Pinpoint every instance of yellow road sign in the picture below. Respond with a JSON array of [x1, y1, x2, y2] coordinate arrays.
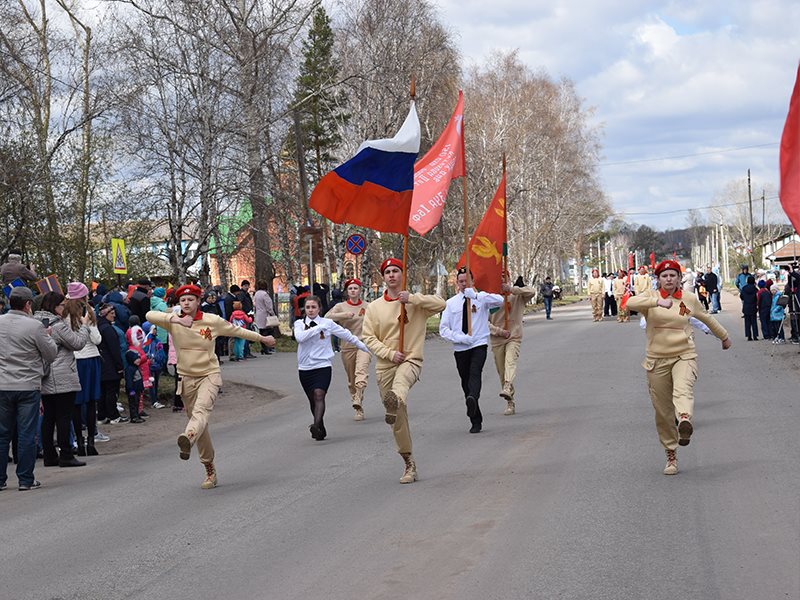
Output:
[[111, 238, 128, 274]]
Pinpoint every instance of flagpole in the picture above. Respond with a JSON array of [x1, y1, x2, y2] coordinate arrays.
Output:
[[502, 153, 510, 331], [398, 77, 415, 353], [462, 122, 473, 335]]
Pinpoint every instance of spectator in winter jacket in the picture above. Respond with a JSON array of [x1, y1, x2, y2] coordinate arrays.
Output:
[[33, 292, 91, 468], [228, 301, 253, 361], [757, 280, 773, 339], [0, 286, 58, 491], [97, 303, 125, 423], [128, 278, 152, 324], [105, 290, 131, 330], [771, 285, 787, 342], [740, 275, 759, 340]]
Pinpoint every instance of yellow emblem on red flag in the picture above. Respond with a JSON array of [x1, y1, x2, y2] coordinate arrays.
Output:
[[457, 173, 507, 293]]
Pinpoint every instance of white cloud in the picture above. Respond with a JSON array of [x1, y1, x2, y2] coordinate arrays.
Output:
[[434, 0, 799, 229]]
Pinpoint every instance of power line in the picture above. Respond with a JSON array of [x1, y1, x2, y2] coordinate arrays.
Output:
[[601, 142, 778, 166], [617, 194, 781, 217]]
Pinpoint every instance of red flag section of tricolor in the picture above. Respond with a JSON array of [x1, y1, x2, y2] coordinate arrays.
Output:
[[780, 63, 800, 233], [309, 103, 420, 235]]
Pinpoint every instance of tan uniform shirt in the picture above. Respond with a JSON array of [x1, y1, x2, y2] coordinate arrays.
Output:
[[626, 290, 728, 359], [634, 274, 652, 295], [488, 286, 535, 347], [325, 300, 369, 350], [612, 278, 628, 298], [587, 276, 604, 295], [146, 310, 261, 377], [362, 293, 445, 368]]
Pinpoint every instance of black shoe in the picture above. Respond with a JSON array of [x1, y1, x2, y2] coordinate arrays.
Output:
[[465, 396, 478, 421], [130, 417, 145, 424], [43, 454, 59, 467], [59, 456, 86, 467], [139, 411, 149, 418], [77, 446, 87, 457], [18, 480, 41, 491], [309, 424, 322, 440], [469, 423, 482, 434], [86, 445, 99, 456]]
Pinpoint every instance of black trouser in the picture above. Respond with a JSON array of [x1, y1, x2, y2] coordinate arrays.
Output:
[[454, 345, 487, 422], [71, 401, 97, 446], [759, 311, 772, 338], [603, 295, 617, 316], [744, 313, 759, 339], [258, 327, 275, 354], [99, 378, 121, 421], [42, 392, 77, 460]]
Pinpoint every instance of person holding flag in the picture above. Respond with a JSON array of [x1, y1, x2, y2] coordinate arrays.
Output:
[[440, 267, 504, 433], [361, 259, 445, 484], [613, 269, 630, 323], [488, 274, 535, 416], [325, 278, 372, 421]]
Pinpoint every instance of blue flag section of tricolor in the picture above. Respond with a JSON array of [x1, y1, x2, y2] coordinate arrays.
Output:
[[309, 103, 421, 235]]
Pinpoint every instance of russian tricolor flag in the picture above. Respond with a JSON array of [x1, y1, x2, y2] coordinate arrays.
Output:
[[309, 103, 420, 234]]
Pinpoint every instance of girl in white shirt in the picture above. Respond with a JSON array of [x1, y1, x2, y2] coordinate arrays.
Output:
[[294, 295, 369, 441]]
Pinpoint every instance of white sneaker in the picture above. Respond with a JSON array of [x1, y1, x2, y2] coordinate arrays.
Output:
[[116, 403, 125, 414], [109, 416, 129, 424], [153, 402, 166, 409], [94, 431, 110, 442]]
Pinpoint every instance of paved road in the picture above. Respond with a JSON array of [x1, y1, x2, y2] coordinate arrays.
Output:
[[3, 296, 799, 600]]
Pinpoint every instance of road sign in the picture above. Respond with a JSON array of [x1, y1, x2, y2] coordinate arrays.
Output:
[[346, 233, 366, 255], [111, 238, 128, 275]]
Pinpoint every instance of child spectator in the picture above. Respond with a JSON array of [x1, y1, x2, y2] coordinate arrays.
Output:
[[142, 322, 167, 409], [771, 284, 787, 343], [228, 301, 252, 361], [124, 325, 150, 423]]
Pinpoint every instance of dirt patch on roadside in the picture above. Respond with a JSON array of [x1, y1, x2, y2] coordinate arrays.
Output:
[[96, 381, 282, 457]]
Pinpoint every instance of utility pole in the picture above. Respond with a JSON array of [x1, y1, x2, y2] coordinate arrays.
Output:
[[747, 169, 754, 259]]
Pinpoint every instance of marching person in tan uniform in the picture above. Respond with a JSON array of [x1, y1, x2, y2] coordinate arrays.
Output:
[[613, 269, 630, 323], [325, 278, 371, 421], [488, 274, 535, 415], [587, 268, 604, 321], [634, 265, 652, 296], [627, 260, 731, 476], [361, 258, 445, 484], [146, 285, 276, 489]]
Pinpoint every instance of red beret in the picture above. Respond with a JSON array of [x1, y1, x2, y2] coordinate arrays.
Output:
[[380, 258, 404, 274], [344, 278, 362, 288], [175, 284, 202, 298], [655, 260, 681, 276]]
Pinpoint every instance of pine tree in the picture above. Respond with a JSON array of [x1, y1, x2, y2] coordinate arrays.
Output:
[[294, 6, 349, 182]]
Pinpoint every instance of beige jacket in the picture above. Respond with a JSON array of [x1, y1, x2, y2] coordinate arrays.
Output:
[[488, 286, 535, 347]]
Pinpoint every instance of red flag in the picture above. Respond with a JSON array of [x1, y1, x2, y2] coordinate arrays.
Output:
[[628, 253, 634, 270], [456, 174, 506, 293], [780, 63, 800, 232], [649, 252, 656, 270], [408, 91, 466, 235]]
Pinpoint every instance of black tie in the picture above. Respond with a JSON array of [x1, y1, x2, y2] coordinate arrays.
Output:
[[305, 320, 317, 330], [462, 296, 469, 334]]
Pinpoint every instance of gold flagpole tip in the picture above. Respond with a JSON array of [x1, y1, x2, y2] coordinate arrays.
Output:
[[410, 76, 416, 99]]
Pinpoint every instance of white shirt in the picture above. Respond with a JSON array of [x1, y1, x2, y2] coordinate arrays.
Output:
[[294, 316, 369, 371], [604, 278, 614, 296], [439, 288, 505, 351]]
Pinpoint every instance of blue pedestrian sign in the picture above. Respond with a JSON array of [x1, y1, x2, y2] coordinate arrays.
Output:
[[346, 233, 366, 255]]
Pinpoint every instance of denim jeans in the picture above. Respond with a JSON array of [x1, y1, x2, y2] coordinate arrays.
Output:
[[543, 296, 553, 318], [0, 390, 41, 488], [711, 292, 721, 312]]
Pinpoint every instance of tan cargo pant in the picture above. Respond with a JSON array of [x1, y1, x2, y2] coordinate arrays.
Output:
[[615, 295, 629, 322], [340, 347, 371, 404], [375, 361, 421, 455], [590, 293, 603, 321], [492, 340, 521, 398], [179, 372, 222, 464], [644, 356, 697, 450]]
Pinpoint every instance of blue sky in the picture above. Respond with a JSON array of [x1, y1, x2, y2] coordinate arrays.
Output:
[[435, 0, 799, 229]]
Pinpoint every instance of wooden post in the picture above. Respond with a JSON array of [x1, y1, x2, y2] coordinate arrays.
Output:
[[399, 233, 409, 353]]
